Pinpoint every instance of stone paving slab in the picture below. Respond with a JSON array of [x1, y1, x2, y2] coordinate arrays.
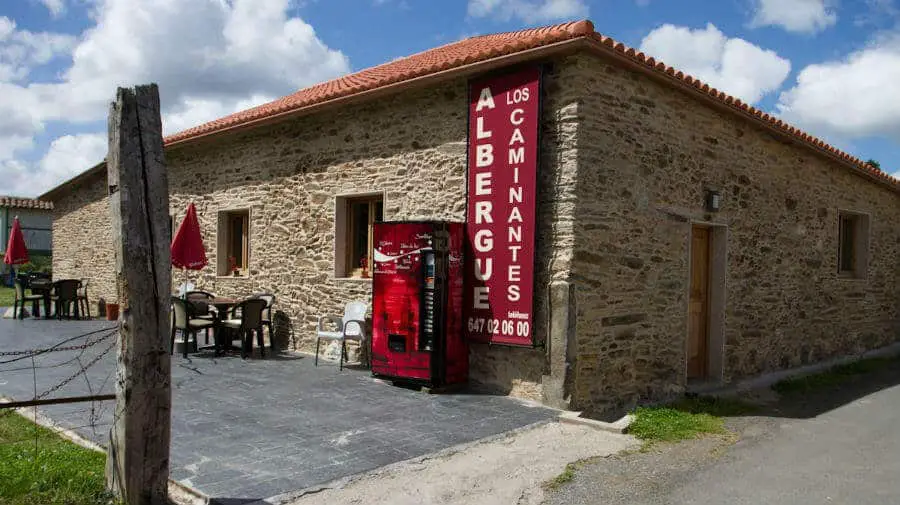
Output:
[[0, 319, 556, 502]]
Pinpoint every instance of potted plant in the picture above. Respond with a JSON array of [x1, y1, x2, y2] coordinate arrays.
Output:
[[360, 255, 369, 278]]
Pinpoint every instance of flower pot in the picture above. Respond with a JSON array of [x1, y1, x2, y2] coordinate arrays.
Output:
[[105, 303, 119, 321]]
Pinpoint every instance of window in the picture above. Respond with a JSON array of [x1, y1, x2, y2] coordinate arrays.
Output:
[[837, 211, 869, 279], [335, 195, 383, 278], [217, 209, 250, 276]]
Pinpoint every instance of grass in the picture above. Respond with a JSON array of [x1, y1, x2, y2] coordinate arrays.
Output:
[[0, 412, 113, 505], [627, 396, 756, 445], [0, 286, 15, 308], [628, 407, 725, 443], [772, 356, 897, 394], [543, 462, 577, 490]]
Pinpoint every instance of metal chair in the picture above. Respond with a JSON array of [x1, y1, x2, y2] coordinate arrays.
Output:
[[316, 301, 368, 370], [221, 298, 268, 359], [170, 297, 216, 358], [13, 278, 43, 319], [51, 279, 82, 319], [251, 293, 275, 348]]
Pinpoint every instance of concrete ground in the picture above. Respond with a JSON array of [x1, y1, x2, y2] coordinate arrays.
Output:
[[545, 356, 900, 505], [282, 421, 636, 505], [0, 319, 558, 503]]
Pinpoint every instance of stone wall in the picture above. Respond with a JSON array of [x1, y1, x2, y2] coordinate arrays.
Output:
[[571, 53, 900, 417], [50, 56, 586, 402], [52, 173, 116, 314]]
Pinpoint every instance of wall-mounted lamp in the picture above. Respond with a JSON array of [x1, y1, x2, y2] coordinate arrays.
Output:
[[705, 190, 721, 212]]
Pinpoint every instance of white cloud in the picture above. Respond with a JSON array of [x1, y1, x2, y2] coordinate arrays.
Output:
[[749, 0, 837, 34], [467, 0, 588, 23], [162, 94, 275, 135], [640, 23, 791, 104], [39, 0, 67, 18], [0, 134, 105, 196], [0, 0, 351, 196], [0, 16, 74, 82], [776, 35, 900, 140]]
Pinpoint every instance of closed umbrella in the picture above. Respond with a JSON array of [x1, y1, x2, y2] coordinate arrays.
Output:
[[4, 216, 29, 282], [171, 203, 207, 296]]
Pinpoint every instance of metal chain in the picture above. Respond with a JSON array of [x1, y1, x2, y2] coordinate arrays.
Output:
[[33, 339, 117, 401], [0, 327, 117, 358]]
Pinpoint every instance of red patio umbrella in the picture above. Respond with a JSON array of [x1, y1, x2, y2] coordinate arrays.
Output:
[[4, 216, 29, 267], [171, 203, 207, 295]]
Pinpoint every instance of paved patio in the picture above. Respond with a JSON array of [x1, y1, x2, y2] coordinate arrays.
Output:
[[0, 319, 556, 503]]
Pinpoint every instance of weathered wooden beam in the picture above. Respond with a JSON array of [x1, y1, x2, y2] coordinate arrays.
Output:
[[0, 394, 116, 409], [105, 84, 172, 505]]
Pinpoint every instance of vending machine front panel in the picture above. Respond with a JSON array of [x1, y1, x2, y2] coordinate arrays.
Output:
[[372, 222, 435, 381]]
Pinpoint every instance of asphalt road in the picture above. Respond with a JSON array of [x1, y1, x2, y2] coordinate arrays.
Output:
[[546, 362, 900, 505], [672, 384, 900, 505]]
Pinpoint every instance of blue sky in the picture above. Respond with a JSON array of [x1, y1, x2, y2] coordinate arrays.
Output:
[[0, 0, 898, 197]]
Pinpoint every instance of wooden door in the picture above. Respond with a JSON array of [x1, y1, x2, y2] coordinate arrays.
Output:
[[687, 226, 710, 379]]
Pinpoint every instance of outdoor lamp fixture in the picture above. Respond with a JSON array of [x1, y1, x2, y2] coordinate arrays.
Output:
[[705, 189, 721, 212]]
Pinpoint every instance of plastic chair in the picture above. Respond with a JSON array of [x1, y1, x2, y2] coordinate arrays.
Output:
[[221, 298, 268, 359], [51, 279, 82, 319], [251, 293, 275, 347], [170, 297, 216, 358], [316, 301, 368, 370], [13, 279, 43, 319], [77, 278, 91, 319]]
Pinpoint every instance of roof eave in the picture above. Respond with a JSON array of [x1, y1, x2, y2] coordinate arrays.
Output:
[[39, 161, 106, 202], [578, 37, 899, 195], [165, 37, 587, 150]]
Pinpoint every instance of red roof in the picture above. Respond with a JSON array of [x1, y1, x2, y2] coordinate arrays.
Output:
[[162, 20, 896, 189], [0, 196, 53, 210]]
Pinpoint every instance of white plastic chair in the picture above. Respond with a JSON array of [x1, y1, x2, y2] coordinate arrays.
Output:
[[316, 301, 368, 370]]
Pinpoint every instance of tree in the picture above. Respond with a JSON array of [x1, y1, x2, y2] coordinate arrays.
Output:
[[866, 159, 881, 170]]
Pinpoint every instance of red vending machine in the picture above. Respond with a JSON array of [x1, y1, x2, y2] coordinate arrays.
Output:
[[371, 221, 468, 387]]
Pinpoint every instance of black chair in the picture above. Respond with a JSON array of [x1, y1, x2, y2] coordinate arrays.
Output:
[[171, 297, 216, 358], [221, 298, 268, 359], [13, 278, 43, 319], [51, 279, 82, 319], [185, 290, 217, 343], [252, 293, 275, 349]]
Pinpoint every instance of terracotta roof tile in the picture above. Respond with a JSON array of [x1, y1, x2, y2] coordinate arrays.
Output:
[[155, 19, 893, 190], [0, 196, 53, 210]]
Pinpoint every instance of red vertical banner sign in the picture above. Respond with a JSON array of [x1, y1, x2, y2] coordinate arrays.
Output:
[[464, 66, 541, 346]]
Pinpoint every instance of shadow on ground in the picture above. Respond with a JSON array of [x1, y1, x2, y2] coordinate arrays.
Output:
[[655, 355, 900, 421]]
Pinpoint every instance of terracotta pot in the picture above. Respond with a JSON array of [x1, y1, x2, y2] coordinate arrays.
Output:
[[105, 303, 119, 321]]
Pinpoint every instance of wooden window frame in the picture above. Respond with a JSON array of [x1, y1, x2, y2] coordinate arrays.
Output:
[[837, 210, 870, 280], [217, 209, 250, 277], [334, 193, 384, 279]]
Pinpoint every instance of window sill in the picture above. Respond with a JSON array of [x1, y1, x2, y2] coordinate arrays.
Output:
[[216, 274, 251, 280], [334, 276, 373, 283]]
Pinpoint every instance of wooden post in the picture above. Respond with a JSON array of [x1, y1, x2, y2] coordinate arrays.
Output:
[[105, 84, 172, 505]]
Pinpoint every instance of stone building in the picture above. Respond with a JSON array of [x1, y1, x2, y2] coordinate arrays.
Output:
[[41, 20, 900, 417]]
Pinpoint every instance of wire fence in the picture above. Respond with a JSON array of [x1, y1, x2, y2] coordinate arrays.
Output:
[[0, 324, 122, 502]]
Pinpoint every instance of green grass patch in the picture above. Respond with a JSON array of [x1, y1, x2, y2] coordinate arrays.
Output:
[[543, 462, 577, 490], [0, 286, 15, 308], [628, 406, 725, 443], [772, 357, 897, 394], [0, 412, 113, 505]]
